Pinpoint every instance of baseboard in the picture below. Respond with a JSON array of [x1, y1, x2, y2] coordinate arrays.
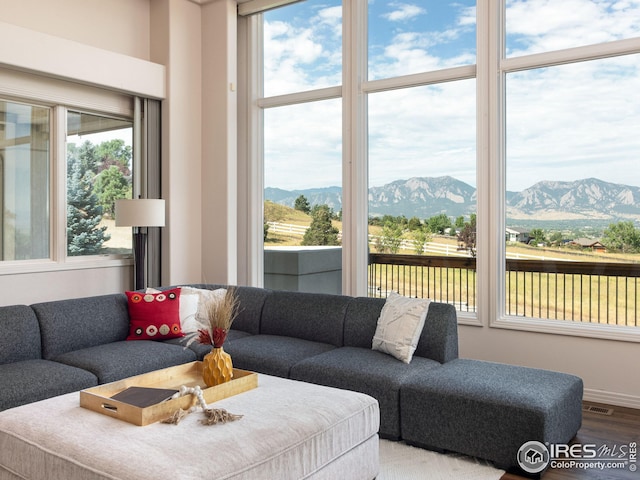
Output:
[[583, 388, 640, 410]]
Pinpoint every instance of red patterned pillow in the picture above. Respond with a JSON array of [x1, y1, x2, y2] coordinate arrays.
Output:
[[126, 288, 184, 341]]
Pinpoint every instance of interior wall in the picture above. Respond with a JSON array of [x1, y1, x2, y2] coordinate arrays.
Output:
[[201, 0, 238, 285], [0, 0, 151, 60], [459, 324, 640, 408], [151, 0, 204, 286]]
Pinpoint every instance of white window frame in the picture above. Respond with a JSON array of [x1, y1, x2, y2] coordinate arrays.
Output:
[[0, 69, 138, 275], [238, 0, 640, 342]]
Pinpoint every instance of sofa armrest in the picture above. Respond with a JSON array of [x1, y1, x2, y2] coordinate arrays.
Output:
[[415, 302, 459, 364]]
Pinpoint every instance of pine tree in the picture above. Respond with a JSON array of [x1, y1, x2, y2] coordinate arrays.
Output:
[[302, 205, 340, 246], [66, 155, 110, 255]]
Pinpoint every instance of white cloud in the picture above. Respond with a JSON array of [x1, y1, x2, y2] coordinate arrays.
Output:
[[506, 0, 640, 56], [383, 2, 426, 22]]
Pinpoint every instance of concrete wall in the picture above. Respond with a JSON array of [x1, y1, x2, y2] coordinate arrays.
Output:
[[264, 247, 342, 295]]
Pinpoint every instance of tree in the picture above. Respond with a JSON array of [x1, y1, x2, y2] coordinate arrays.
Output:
[[95, 139, 132, 175], [411, 227, 432, 255], [66, 156, 110, 255], [529, 228, 547, 246], [94, 166, 131, 216], [379, 221, 403, 254], [457, 214, 476, 256], [426, 213, 452, 235], [407, 216, 422, 231], [603, 221, 640, 253], [294, 195, 311, 214], [301, 205, 340, 246], [548, 231, 564, 246]]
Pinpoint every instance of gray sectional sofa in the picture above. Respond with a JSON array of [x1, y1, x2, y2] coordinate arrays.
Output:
[[0, 284, 583, 473]]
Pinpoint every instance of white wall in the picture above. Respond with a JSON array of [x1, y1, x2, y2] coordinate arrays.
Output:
[[0, 0, 151, 60], [150, 0, 204, 286], [459, 324, 640, 408]]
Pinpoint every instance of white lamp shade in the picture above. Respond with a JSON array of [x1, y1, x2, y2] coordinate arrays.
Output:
[[115, 199, 165, 227]]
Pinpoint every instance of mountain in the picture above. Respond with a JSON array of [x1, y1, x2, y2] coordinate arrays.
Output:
[[265, 186, 342, 212], [265, 177, 640, 221], [506, 178, 640, 220], [368, 176, 476, 218]]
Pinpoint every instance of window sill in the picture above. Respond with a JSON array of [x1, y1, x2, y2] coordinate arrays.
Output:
[[491, 315, 640, 343], [0, 257, 132, 276]]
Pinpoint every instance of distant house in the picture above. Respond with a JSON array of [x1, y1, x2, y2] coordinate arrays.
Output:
[[570, 238, 607, 253], [506, 227, 530, 244]]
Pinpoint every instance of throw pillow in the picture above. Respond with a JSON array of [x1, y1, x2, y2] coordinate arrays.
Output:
[[372, 292, 431, 363], [126, 287, 184, 341], [178, 286, 227, 333]]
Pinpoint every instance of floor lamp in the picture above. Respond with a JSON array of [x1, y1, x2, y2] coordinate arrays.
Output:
[[115, 198, 166, 291]]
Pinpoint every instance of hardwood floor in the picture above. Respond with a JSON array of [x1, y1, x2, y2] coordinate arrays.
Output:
[[502, 402, 639, 480]]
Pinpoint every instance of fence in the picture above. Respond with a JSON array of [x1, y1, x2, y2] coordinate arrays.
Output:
[[369, 253, 640, 326]]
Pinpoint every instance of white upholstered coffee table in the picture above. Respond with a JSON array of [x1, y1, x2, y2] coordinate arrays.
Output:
[[0, 374, 379, 480]]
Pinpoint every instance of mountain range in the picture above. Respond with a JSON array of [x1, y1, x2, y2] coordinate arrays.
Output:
[[265, 177, 640, 222]]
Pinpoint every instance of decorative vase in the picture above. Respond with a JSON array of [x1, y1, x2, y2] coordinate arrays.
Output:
[[202, 347, 234, 387]]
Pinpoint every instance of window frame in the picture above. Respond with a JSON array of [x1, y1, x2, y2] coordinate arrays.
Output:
[[239, 0, 640, 342], [0, 69, 142, 276]]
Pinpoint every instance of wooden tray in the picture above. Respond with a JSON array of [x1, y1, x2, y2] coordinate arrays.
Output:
[[80, 362, 257, 426]]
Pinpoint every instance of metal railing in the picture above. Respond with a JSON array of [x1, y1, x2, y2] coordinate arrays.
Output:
[[369, 253, 640, 327]]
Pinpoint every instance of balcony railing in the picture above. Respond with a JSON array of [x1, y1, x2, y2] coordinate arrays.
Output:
[[368, 253, 640, 327]]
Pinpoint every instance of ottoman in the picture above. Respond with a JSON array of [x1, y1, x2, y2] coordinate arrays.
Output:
[[0, 374, 380, 480], [400, 359, 583, 471]]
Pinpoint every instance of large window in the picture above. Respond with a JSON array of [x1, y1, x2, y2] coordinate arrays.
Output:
[[261, 0, 343, 295], [244, 0, 640, 339], [501, 1, 640, 331]]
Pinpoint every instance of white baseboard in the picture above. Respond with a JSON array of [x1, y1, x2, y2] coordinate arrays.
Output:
[[583, 388, 640, 410]]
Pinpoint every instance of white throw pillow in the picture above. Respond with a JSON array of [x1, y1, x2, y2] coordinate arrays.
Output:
[[372, 292, 431, 363], [178, 286, 227, 333]]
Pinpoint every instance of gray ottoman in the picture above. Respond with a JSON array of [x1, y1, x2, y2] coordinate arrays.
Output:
[[400, 359, 583, 471]]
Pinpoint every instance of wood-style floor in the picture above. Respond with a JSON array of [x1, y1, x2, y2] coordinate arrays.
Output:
[[502, 402, 639, 480]]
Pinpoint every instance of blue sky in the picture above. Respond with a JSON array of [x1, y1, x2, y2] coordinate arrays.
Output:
[[263, 1, 640, 192]]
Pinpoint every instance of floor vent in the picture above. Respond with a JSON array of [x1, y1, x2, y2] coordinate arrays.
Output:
[[583, 405, 614, 415]]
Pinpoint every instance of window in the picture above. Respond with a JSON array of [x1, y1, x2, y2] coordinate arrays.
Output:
[[501, 1, 640, 332], [0, 72, 153, 273], [0, 99, 50, 261], [261, 0, 343, 295], [243, 0, 640, 339], [66, 111, 133, 257]]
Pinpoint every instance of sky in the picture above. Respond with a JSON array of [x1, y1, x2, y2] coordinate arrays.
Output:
[[262, 0, 640, 192]]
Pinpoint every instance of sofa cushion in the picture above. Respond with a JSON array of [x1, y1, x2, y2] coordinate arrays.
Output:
[[0, 305, 42, 364], [0, 359, 98, 411], [290, 346, 441, 440], [32, 294, 130, 359], [344, 298, 459, 364], [372, 292, 430, 363], [223, 334, 336, 378], [260, 290, 350, 346], [413, 302, 459, 364], [126, 288, 184, 341], [343, 297, 386, 348], [51, 341, 197, 384]]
